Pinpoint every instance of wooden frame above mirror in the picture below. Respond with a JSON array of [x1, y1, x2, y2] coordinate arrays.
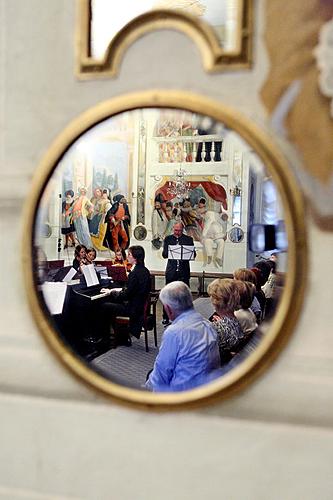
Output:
[[76, 0, 253, 79], [23, 90, 307, 409]]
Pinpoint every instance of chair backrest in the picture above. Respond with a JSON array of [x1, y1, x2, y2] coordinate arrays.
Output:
[[143, 293, 159, 331]]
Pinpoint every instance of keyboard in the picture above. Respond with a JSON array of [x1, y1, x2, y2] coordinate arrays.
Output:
[[74, 286, 112, 301]]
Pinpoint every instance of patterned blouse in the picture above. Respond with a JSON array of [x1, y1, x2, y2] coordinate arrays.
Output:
[[213, 316, 245, 364]]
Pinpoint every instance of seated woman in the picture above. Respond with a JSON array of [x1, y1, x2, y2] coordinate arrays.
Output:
[[233, 268, 262, 323], [85, 247, 97, 265], [234, 280, 258, 338], [207, 278, 245, 364], [72, 244, 87, 272]]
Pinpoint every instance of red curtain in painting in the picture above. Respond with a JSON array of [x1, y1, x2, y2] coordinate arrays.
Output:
[[156, 181, 227, 210]]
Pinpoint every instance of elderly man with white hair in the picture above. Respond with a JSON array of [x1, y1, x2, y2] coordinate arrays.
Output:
[[146, 281, 221, 392]]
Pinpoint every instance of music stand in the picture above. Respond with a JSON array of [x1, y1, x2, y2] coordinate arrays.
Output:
[[168, 244, 195, 260]]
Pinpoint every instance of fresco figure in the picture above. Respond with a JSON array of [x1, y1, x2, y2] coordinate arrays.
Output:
[[151, 197, 168, 250], [180, 199, 201, 241], [195, 197, 207, 232], [90, 188, 112, 251], [61, 189, 76, 249], [104, 194, 131, 251], [202, 210, 228, 267], [72, 187, 94, 248]]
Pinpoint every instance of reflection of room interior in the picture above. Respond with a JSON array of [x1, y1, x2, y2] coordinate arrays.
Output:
[[34, 108, 287, 385], [35, 108, 285, 276]]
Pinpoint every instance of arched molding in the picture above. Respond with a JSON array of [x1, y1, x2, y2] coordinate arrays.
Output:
[[76, 0, 253, 79]]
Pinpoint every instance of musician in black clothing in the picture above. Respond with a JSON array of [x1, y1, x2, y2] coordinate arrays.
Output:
[[162, 222, 196, 324], [100, 245, 151, 343]]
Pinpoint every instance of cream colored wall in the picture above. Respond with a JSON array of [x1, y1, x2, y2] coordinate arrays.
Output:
[[1, 1, 333, 499]]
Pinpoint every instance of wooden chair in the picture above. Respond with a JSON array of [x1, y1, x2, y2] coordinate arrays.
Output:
[[114, 292, 159, 352]]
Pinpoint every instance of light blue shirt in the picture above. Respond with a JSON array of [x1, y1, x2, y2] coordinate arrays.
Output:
[[146, 308, 221, 392]]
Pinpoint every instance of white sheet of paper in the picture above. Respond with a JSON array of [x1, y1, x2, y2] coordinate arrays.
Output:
[[96, 266, 108, 279], [181, 245, 195, 260], [167, 244, 195, 260], [168, 244, 182, 260], [41, 282, 67, 315], [82, 264, 99, 287], [62, 267, 77, 283]]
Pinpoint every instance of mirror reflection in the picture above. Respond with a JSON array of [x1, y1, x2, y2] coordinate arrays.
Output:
[[90, 0, 243, 58], [34, 107, 287, 392]]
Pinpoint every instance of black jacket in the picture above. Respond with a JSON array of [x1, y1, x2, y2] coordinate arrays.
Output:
[[117, 263, 151, 338], [162, 234, 196, 285]]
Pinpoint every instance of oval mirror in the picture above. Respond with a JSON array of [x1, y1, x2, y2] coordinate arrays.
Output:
[[134, 225, 148, 241], [229, 225, 244, 243], [24, 91, 307, 408]]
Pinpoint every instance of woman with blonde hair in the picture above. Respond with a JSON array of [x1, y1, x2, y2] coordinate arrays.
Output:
[[207, 278, 245, 364]]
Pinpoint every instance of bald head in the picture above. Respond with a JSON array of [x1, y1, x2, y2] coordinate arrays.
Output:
[[173, 223, 183, 238]]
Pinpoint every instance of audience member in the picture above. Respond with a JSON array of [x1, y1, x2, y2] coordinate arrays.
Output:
[[146, 281, 221, 392], [233, 268, 262, 322], [252, 260, 272, 318], [207, 278, 245, 364], [261, 259, 276, 318], [234, 280, 258, 336]]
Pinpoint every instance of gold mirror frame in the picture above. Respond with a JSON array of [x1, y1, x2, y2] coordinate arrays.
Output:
[[23, 90, 307, 409], [76, 0, 253, 79]]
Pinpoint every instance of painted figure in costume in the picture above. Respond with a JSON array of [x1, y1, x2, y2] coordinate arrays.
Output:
[[72, 187, 94, 249], [165, 202, 181, 236], [104, 194, 131, 251], [61, 189, 76, 249], [180, 199, 201, 241], [202, 210, 228, 267], [89, 187, 102, 235], [90, 188, 112, 251], [151, 197, 168, 250], [195, 197, 207, 231]]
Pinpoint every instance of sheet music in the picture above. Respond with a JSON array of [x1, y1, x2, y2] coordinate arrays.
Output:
[[41, 282, 67, 315], [82, 264, 99, 287], [62, 267, 77, 283], [181, 245, 195, 261], [168, 244, 195, 260], [96, 266, 108, 279], [168, 244, 182, 260]]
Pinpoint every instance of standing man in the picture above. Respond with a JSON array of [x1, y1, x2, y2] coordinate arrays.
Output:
[[162, 222, 196, 325]]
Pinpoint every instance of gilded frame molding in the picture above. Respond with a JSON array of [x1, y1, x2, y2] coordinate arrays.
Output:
[[76, 0, 253, 79], [23, 90, 307, 409]]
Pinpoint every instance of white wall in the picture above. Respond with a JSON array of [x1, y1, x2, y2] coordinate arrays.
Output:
[[1, 1, 333, 498]]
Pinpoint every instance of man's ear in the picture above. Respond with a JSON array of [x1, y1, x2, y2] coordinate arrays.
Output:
[[164, 304, 173, 321]]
